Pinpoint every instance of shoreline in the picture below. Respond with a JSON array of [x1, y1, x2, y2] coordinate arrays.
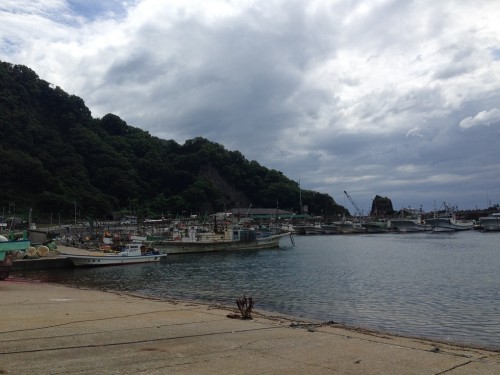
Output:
[[10, 243, 500, 353], [76, 285, 500, 354], [9, 263, 500, 354], [62, 286, 500, 354], [2, 279, 499, 374]]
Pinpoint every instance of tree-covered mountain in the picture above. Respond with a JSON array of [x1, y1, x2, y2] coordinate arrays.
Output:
[[0, 61, 348, 222]]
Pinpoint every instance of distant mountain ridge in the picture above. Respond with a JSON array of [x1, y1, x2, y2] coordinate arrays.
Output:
[[0, 60, 348, 221]]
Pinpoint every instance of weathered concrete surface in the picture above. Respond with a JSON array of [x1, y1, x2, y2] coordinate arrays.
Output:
[[1, 280, 499, 374]]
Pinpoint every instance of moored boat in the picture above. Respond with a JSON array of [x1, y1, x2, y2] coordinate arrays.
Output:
[[321, 224, 341, 234], [427, 203, 475, 232], [478, 213, 500, 231], [63, 242, 166, 267], [389, 208, 431, 232], [0, 237, 31, 253], [153, 223, 292, 254], [0, 235, 31, 280], [333, 220, 366, 234], [361, 221, 389, 233], [293, 224, 326, 235], [426, 217, 475, 232]]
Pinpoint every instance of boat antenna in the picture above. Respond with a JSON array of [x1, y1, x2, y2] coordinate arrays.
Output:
[[245, 204, 252, 218]]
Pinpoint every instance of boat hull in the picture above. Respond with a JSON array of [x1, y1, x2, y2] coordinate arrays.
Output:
[[335, 222, 366, 234], [427, 218, 474, 232], [321, 225, 341, 235], [293, 226, 326, 235], [0, 240, 31, 260], [390, 220, 431, 232], [64, 254, 167, 267], [362, 222, 388, 233], [155, 233, 291, 254], [479, 216, 500, 231]]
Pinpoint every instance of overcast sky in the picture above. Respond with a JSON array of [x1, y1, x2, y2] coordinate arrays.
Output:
[[1, 0, 500, 213]]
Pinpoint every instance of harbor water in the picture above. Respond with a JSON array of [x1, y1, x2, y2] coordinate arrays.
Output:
[[15, 230, 500, 350]]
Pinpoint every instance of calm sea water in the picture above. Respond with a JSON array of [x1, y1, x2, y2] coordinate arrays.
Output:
[[15, 230, 500, 350]]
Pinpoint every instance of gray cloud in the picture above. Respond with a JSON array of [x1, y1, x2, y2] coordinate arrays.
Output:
[[1, 0, 500, 211]]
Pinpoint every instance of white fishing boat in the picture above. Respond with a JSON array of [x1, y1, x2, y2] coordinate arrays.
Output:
[[63, 242, 166, 267], [478, 213, 500, 231], [293, 224, 326, 235], [390, 219, 431, 232], [153, 224, 293, 254], [321, 224, 341, 234], [361, 220, 389, 233], [426, 216, 475, 232], [427, 203, 475, 232], [333, 220, 366, 234], [389, 208, 431, 232]]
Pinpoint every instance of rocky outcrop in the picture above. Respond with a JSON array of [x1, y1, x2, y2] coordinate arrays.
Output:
[[370, 195, 395, 217]]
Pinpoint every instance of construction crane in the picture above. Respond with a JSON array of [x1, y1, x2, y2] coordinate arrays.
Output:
[[344, 191, 363, 216]]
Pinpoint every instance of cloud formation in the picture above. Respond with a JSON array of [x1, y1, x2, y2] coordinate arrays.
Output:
[[1, 0, 500, 212], [459, 108, 500, 129]]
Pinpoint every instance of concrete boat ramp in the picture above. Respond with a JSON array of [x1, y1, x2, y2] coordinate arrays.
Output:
[[1, 281, 499, 374]]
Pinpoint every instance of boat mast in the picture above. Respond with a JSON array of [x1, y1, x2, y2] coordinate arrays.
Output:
[[299, 179, 302, 215]]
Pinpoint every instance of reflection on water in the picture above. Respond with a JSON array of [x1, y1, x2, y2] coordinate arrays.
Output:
[[16, 230, 500, 349]]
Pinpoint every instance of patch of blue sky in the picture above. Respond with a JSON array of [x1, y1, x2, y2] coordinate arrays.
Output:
[[66, 0, 131, 21], [491, 48, 500, 60]]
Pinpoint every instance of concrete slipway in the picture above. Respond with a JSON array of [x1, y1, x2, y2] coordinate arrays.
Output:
[[1, 281, 499, 374]]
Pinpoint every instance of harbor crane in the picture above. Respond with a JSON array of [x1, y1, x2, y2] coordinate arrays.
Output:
[[344, 190, 363, 217]]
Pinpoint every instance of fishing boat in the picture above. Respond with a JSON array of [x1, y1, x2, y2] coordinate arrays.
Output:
[[293, 224, 326, 235], [153, 223, 293, 254], [389, 219, 431, 232], [361, 220, 389, 233], [426, 203, 475, 232], [426, 216, 475, 232], [333, 220, 366, 234], [321, 224, 341, 234], [63, 242, 166, 267], [0, 236, 31, 253], [389, 208, 431, 232], [478, 213, 500, 231], [0, 235, 31, 280]]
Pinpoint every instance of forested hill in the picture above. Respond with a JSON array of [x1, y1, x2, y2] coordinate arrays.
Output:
[[0, 61, 348, 221]]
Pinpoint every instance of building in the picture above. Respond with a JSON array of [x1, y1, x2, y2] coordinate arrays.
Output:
[[226, 208, 304, 220]]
